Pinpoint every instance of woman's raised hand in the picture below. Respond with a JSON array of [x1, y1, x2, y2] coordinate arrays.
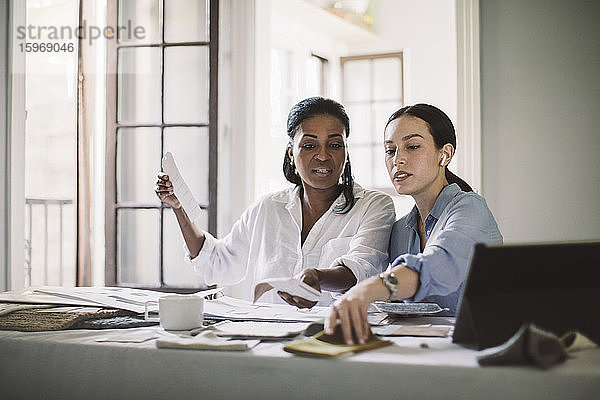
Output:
[[155, 173, 182, 210]]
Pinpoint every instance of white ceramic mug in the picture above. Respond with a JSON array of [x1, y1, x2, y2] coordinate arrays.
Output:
[[144, 294, 204, 330]]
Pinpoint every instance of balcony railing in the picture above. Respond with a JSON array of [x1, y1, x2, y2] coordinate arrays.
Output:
[[25, 198, 74, 287]]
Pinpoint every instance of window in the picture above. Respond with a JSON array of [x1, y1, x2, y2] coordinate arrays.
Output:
[[24, 0, 79, 287], [105, 0, 218, 290], [341, 52, 403, 194], [306, 53, 328, 98]]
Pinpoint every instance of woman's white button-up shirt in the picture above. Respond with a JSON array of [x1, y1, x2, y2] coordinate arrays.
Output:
[[184, 183, 395, 304]]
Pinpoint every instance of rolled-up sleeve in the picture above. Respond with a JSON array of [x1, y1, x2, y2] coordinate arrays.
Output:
[[331, 193, 396, 282], [392, 196, 502, 301]]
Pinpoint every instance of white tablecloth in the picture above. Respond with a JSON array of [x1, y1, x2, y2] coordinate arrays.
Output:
[[1, 324, 599, 400]]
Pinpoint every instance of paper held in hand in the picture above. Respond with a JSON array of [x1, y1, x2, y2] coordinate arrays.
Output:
[[162, 152, 203, 223], [254, 277, 323, 303]]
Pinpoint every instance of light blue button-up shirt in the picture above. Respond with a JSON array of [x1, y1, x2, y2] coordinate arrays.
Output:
[[389, 183, 503, 315]]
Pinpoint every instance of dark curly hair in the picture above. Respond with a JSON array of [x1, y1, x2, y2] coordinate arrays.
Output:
[[384, 103, 473, 192], [282, 97, 355, 213]]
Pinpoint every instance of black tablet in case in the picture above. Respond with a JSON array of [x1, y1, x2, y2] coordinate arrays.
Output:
[[452, 241, 600, 350]]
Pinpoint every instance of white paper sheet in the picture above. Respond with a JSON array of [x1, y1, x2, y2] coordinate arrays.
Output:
[[0, 303, 55, 316], [156, 330, 258, 351], [161, 152, 203, 223], [210, 321, 310, 338], [372, 324, 452, 337], [0, 286, 223, 314], [205, 296, 329, 322], [0, 287, 102, 308], [254, 277, 327, 303], [36, 286, 223, 313]]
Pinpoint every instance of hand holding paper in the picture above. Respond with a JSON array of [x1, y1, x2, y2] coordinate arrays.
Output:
[[161, 152, 202, 223], [254, 277, 325, 304]]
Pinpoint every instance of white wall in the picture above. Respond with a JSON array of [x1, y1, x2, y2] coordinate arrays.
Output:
[[480, 0, 600, 243]]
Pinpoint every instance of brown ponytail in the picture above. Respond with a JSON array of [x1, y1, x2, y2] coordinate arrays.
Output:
[[445, 169, 473, 192]]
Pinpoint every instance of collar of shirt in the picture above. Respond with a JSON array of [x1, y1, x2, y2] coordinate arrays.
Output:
[[405, 183, 462, 235], [269, 182, 366, 209], [269, 183, 366, 235]]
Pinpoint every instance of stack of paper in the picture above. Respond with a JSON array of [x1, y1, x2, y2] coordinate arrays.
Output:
[[0, 286, 222, 314]]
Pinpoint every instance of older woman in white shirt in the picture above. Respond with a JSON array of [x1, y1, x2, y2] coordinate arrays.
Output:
[[155, 97, 395, 307]]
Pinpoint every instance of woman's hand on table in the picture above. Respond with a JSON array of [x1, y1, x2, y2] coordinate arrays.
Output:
[[278, 268, 321, 309], [325, 276, 388, 345]]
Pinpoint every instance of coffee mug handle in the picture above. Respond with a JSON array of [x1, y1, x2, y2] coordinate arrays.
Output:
[[144, 300, 160, 322]]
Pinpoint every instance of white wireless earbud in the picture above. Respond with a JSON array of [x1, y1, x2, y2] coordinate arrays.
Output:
[[440, 154, 447, 167]]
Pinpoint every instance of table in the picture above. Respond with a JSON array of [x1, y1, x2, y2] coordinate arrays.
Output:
[[1, 321, 599, 400]]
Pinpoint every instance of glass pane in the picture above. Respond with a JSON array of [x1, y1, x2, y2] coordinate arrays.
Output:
[[163, 127, 210, 205], [164, 46, 209, 123], [118, 0, 160, 44], [349, 144, 374, 188], [27, 202, 76, 287], [305, 56, 324, 97], [117, 127, 161, 204], [162, 209, 209, 287], [24, 0, 79, 287], [346, 104, 372, 145], [164, 0, 209, 43], [343, 59, 370, 102], [117, 209, 160, 286], [270, 47, 295, 133], [373, 101, 401, 141], [372, 143, 392, 188], [373, 57, 402, 101], [118, 47, 161, 124]]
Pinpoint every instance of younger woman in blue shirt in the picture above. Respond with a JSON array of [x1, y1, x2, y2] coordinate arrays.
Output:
[[326, 104, 502, 344]]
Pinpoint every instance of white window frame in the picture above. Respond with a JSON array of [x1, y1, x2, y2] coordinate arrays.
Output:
[[5, 0, 27, 290], [456, 0, 482, 193], [6, 0, 84, 290]]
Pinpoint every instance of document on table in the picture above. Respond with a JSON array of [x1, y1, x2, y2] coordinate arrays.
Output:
[[161, 152, 203, 223], [253, 277, 327, 303], [203, 320, 311, 339], [205, 295, 329, 322], [0, 286, 223, 314], [372, 324, 452, 337], [37, 286, 223, 314], [0, 287, 102, 308]]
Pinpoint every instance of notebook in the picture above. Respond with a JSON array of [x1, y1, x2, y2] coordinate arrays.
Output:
[[452, 242, 600, 350], [283, 325, 391, 357]]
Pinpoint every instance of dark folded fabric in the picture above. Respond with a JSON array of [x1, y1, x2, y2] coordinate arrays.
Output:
[[477, 323, 591, 369]]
